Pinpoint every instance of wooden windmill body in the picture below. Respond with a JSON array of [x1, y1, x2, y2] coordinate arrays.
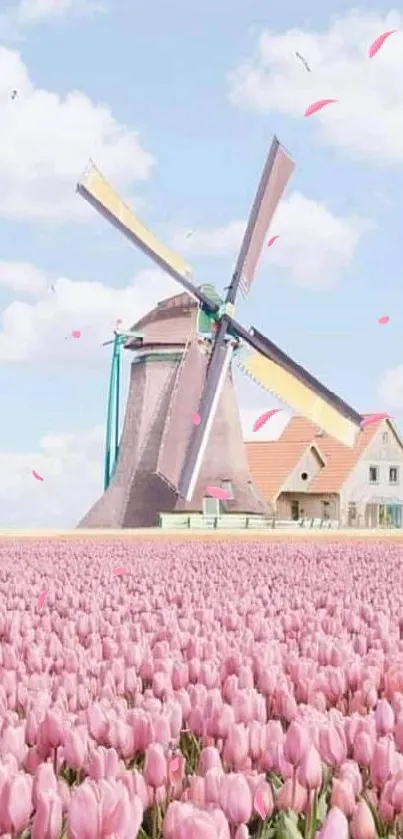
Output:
[[77, 136, 363, 528], [80, 291, 266, 527]]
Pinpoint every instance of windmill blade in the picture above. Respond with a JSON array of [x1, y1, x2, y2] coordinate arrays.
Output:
[[178, 335, 234, 501], [156, 340, 209, 491], [231, 136, 295, 299], [232, 322, 362, 447], [77, 162, 217, 313]]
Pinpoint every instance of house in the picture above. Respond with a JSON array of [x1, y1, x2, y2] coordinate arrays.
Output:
[[245, 415, 403, 528]]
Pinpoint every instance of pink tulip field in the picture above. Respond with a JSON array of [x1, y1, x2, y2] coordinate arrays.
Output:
[[1, 537, 403, 839]]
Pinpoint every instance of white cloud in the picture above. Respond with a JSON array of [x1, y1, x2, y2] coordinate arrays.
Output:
[[0, 46, 153, 221], [173, 222, 247, 257], [0, 424, 104, 528], [228, 9, 403, 166], [0, 265, 178, 364], [0, 260, 49, 296], [172, 192, 370, 289], [0, 0, 104, 34], [377, 365, 403, 411]]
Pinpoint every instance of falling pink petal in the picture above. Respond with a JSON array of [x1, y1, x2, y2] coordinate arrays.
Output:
[[267, 235, 279, 247], [37, 591, 47, 609], [206, 486, 231, 501], [253, 408, 281, 433], [378, 315, 390, 325], [71, 330, 81, 339], [368, 30, 396, 58], [360, 413, 390, 429], [192, 412, 201, 426], [304, 99, 338, 117], [32, 469, 44, 482], [113, 567, 129, 576], [254, 788, 267, 820]]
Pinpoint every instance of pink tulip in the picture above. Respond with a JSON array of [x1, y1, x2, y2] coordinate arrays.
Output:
[[330, 778, 356, 816], [163, 801, 184, 838], [253, 782, 274, 819], [223, 723, 249, 769], [40, 709, 65, 750], [63, 727, 88, 770], [277, 778, 307, 813], [0, 772, 33, 834], [198, 746, 222, 775], [32, 763, 58, 809], [389, 774, 403, 812], [298, 745, 322, 790], [0, 723, 27, 766], [319, 724, 347, 767], [31, 790, 63, 839], [205, 768, 223, 804], [351, 801, 376, 839], [370, 737, 395, 787], [188, 775, 206, 807], [164, 801, 226, 839], [67, 780, 103, 839], [320, 806, 349, 839], [339, 761, 362, 796], [353, 731, 375, 767], [88, 746, 119, 780], [143, 742, 168, 788], [219, 773, 253, 824], [284, 721, 310, 766], [375, 699, 395, 736]]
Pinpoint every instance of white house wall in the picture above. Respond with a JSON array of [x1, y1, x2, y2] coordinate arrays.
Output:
[[281, 446, 325, 493], [340, 421, 403, 509]]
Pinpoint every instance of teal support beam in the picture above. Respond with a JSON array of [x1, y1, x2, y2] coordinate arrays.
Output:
[[103, 330, 143, 490]]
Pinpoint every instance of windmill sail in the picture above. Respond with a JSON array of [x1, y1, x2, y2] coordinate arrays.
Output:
[[233, 137, 295, 297], [77, 163, 216, 312], [177, 136, 295, 502], [238, 349, 360, 448], [178, 340, 234, 501], [156, 340, 209, 490]]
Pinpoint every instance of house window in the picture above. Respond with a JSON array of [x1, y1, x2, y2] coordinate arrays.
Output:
[[389, 466, 399, 484], [322, 500, 330, 519], [203, 497, 220, 516], [369, 466, 379, 484], [300, 472, 309, 481], [220, 480, 234, 500], [382, 432, 389, 444]]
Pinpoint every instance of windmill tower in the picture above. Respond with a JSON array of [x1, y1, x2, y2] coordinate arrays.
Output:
[[77, 136, 363, 528], [79, 290, 267, 527]]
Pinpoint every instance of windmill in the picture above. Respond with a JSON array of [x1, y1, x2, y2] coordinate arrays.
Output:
[[76, 136, 363, 528]]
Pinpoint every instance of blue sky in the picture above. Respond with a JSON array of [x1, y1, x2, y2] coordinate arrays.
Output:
[[0, 0, 402, 525]]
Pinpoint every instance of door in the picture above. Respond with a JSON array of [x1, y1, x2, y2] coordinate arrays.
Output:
[[365, 503, 378, 527], [347, 503, 357, 527], [291, 501, 299, 521], [389, 505, 402, 528]]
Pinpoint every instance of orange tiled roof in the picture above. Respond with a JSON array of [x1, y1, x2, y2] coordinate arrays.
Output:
[[246, 439, 313, 502], [246, 415, 389, 501]]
